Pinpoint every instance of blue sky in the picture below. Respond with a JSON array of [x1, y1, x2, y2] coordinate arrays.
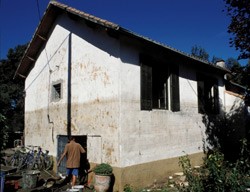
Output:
[[0, 0, 247, 65]]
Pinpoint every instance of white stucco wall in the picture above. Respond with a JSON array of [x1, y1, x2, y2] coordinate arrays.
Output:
[[25, 15, 122, 165], [25, 20, 70, 153], [224, 91, 244, 113], [118, 54, 207, 167], [24, 13, 228, 170]]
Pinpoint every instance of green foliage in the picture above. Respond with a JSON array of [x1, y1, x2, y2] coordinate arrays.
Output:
[[123, 184, 134, 192], [0, 114, 9, 149], [202, 102, 249, 161], [0, 44, 27, 134], [224, 0, 250, 59], [228, 64, 243, 84], [240, 62, 250, 89], [178, 140, 250, 192], [204, 151, 227, 191], [227, 62, 250, 88], [191, 45, 209, 62], [0, 113, 9, 164], [225, 57, 240, 70], [93, 163, 113, 175], [178, 155, 204, 192]]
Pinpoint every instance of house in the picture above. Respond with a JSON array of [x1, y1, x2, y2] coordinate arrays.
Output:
[[14, 1, 247, 190]]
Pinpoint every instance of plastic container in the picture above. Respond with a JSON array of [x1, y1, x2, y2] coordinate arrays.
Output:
[[73, 185, 84, 192], [0, 172, 5, 192], [66, 189, 79, 191], [22, 170, 40, 189]]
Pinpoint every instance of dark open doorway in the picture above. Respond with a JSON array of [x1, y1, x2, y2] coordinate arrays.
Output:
[[57, 135, 89, 183]]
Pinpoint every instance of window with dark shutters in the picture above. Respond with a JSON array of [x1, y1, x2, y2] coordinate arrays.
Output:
[[197, 73, 219, 114], [140, 55, 180, 112], [170, 64, 180, 111], [141, 64, 152, 110], [213, 83, 219, 114], [197, 80, 205, 114]]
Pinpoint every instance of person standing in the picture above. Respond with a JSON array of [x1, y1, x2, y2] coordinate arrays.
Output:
[[57, 136, 86, 186]]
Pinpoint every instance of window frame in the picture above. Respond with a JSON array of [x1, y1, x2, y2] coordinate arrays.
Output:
[[51, 81, 63, 102], [140, 55, 180, 111], [197, 73, 219, 114]]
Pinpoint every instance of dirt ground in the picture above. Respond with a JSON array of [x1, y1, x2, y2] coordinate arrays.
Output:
[[1, 147, 93, 191], [1, 149, 181, 192], [2, 167, 94, 192]]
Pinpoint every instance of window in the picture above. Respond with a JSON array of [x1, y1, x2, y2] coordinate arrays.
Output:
[[140, 55, 180, 111], [52, 82, 62, 101], [197, 74, 219, 114]]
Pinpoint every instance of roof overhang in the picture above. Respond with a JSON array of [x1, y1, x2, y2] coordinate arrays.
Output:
[[14, 1, 230, 79]]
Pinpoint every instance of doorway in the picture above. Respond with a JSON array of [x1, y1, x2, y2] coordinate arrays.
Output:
[[57, 135, 88, 181]]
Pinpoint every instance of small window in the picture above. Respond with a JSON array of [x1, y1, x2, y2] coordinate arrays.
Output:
[[52, 83, 62, 101]]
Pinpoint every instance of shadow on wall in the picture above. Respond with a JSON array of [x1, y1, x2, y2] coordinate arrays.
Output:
[[202, 100, 250, 162]]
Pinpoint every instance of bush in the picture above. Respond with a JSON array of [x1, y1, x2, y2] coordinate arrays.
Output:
[[93, 163, 113, 176], [178, 140, 250, 192], [0, 114, 9, 164]]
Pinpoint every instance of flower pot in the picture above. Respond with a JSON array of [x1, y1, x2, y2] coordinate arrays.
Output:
[[94, 174, 111, 192]]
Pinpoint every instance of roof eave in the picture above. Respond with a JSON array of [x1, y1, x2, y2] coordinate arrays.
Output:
[[14, 2, 61, 79], [14, 1, 230, 79], [118, 27, 230, 74]]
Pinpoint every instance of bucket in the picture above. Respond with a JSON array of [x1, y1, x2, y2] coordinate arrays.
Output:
[[22, 170, 40, 189], [73, 185, 84, 192], [66, 189, 79, 192], [0, 172, 5, 192]]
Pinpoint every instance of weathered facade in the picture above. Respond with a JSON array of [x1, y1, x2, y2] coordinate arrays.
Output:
[[15, 2, 246, 191]]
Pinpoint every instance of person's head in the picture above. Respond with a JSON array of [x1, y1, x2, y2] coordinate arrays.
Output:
[[69, 136, 75, 142]]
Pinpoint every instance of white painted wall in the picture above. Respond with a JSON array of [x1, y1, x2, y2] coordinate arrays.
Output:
[[25, 15, 122, 165], [24, 19, 70, 153], [224, 91, 244, 113], [118, 57, 208, 167], [24, 13, 231, 169]]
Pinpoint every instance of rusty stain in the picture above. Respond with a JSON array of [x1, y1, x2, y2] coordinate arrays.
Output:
[[71, 121, 78, 132], [27, 100, 118, 142], [108, 123, 117, 130], [95, 98, 100, 103], [106, 147, 114, 156], [63, 120, 67, 125], [82, 61, 111, 85], [80, 63, 87, 69], [91, 66, 101, 80]]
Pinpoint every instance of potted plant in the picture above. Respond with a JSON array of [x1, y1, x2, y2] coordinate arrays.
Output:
[[93, 163, 113, 192]]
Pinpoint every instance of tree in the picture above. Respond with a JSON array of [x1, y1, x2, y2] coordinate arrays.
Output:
[[191, 45, 209, 62], [225, 57, 240, 70], [241, 60, 250, 88], [225, 57, 243, 85], [0, 113, 9, 163], [226, 59, 250, 88], [224, 0, 250, 59], [0, 44, 27, 136]]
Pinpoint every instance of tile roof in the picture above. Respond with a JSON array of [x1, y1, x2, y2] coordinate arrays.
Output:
[[51, 1, 119, 30], [15, 1, 229, 78]]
